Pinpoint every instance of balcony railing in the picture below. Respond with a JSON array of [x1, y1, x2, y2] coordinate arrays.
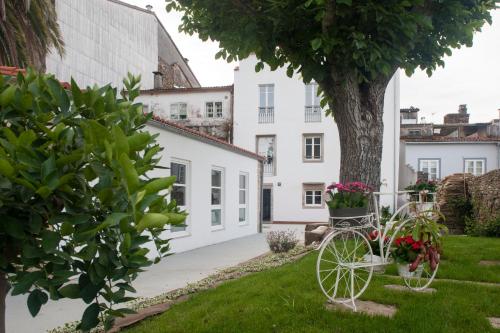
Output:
[[305, 106, 321, 122], [263, 160, 274, 176], [258, 107, 274, 123]]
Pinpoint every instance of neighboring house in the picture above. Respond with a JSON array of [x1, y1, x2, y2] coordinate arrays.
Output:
[[46, 0, 199, 90], [145, 118, 263, 253], [138, 86, 234, 142], [401, 105, 500, 180], [233, 55, 401, 224]]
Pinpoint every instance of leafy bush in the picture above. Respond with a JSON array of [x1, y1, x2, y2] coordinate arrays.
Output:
[[266, 230, 298, 253], [0, 70, 186, 331], [465, 217, 500, 238]]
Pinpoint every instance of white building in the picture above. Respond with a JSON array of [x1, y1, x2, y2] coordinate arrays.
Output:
[[403, 139, 500, 180], [233, 55, 401, 223], [138, 86, 234, 142], [46, 0, 199, 89], [145, 119, 263, 253]]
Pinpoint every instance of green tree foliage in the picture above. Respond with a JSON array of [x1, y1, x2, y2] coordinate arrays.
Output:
[[0, 0, 64, 71], [166, 0, 497, 187], [0, 70, 186, 331]]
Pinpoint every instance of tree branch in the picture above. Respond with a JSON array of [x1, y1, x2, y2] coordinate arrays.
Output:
[[322, 0, 336, 35]]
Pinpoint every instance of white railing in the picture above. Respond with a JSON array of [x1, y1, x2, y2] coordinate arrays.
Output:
[[305, 106, 321, 122], [258, 107, 274, 123]]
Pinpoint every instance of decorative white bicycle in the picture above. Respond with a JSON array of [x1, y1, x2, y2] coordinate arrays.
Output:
[[316, 192, 440, 311]]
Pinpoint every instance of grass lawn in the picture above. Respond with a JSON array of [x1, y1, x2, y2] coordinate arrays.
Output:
[[126, 236, 500, 333]]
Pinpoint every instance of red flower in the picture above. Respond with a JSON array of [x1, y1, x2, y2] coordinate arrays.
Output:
[[412, 242, 421, 250], [369, 230, 379, 240], [405, 235, 414, 244], [395, 238, 402, 246]]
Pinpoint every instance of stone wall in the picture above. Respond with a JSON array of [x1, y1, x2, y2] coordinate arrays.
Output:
[[468, 169, 500, 225], [436, 173, 474, 234]]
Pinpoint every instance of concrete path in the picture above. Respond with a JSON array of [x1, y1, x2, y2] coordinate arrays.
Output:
[[6, 233, 269, 333]]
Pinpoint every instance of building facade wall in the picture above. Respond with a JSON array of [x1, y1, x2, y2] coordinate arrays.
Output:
[[405, 142, 500, 179], [233, 55, 400, 222], [138, 89, 233, 141], [145, 123, 260, 253], [46, 0, 158, 89]]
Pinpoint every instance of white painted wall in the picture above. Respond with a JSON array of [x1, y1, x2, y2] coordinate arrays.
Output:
[[405, 142, 500, 179], [137, 89, 232, 126], [234, 55, 400, 222], [46, 0, 158, 89], [144, 122, 260, 253]]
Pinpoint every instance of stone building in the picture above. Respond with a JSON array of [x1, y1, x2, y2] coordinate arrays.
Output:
[[45, 0, 200, 90]]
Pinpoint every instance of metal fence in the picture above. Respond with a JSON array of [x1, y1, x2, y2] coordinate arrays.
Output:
[[305, 106, 321, 122], [258, 107, 274, 123]]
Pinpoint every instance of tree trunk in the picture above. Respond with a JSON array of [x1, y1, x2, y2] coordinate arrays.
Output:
[[0, 272, 7, 333], [326, 71, 391, 190]]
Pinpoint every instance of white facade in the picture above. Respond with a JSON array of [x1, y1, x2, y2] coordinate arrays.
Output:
[[404, 141, 500, 179], [145, 120, 262, 253], [233, 55, 400, 223], [138, 87, 233, 139], [46, 0, 158, 89]]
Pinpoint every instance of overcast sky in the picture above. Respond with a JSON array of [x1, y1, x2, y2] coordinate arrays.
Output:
[[125, 1, 499, 123]]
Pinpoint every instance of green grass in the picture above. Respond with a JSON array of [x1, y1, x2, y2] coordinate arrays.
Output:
[[126, 236, 500, 333]]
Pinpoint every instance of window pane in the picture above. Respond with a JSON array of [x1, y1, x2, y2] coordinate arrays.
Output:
[[212, 170, 221, 187], [239, 175, 246, 189], [305, 84, 312, 106], [239, 208, 246, 222], [314, 137, 321, 145], [313, 145, 320, 158], [305, 195, 313, 205], [215, 102, 223, 117], [171, 163, 186, 184], [239, 189, 246, 204], [267, 86, 274, 107], [211, 209, 221, 226], [305, 145, 312, 159], [259, 86, 266, 107], [314, 193, 322, 205], [172, 185, 186, 206], [211, 188, 221, 205]]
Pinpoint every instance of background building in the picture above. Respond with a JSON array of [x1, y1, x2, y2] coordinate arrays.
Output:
[[139, 86, 234, 142], [401, 105, 500, 180], [233, 55, 401, 223], [46, 0, 199, 89]]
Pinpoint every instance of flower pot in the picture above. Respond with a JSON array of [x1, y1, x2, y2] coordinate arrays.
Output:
[[363, 254, 386, 274], [329, 207, 369, 228], [397, 263, 423, 278]]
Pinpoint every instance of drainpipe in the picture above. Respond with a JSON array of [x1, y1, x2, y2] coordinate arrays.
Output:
[[258, 160, 264, 233], [393, 71, 400, 210]]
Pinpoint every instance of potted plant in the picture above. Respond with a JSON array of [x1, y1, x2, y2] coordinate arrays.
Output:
[[325, 182, 372, 219], [363, 230, 389, 273], [391, 210, 447, 278], [405, 179, 438, 203]]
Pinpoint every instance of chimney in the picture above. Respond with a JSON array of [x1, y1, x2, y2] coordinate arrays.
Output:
[[153, 71, 163, 89], [458, 104, 467, 115], [145, 4, 153, 11]]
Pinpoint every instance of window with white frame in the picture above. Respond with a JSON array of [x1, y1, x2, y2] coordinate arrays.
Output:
[[419, 159, 440, 180], [206, 102, 223, 118], [303, 134, 323, 161], [464, 159, 485, 176], [239, 173, 248, 223], [171, 161, 188, 232], [259, 85, 274, 109], [303, 184, 324, 208], [305, 83, 321, 107], [170, 103, 187, 120], [211, 168, 224, 227]]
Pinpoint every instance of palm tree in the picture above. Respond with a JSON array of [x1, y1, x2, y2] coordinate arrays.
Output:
[[0, 0, 64, 72]]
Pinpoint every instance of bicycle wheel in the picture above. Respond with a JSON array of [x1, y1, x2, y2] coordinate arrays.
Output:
[[316, 229, 374, 304]]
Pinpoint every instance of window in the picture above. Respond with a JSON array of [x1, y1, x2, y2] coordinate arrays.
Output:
[[418, 159, 440, 180], [464, 159, 485, 176], [239, 173, 248, 224], [303, 134, 323, 162], [205, 102, 223, 118], [171, 160, 188, 232], [303, 184, 324, 208], [211, 168, 224, 227], [170, 103, 187, 120], [305, 83, 321, 107], [257, 136, 276, 176], [408, 129, 421, 136], [259, 84, 274, 123]]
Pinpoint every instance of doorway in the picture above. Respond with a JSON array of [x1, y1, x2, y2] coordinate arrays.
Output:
[[262, 185, 273, 223]]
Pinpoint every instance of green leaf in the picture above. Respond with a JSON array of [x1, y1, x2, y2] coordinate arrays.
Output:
[[0, 158, 15, 177], [136, 213, 170, 232], [41, 230, 60, 253], [80, 303, 100, 331], [11, 271, 44, 296], [113, 126, 130, 157], [0, 85, 16, 106], [118, 153, 139, 193], [144, 176, 176, 194], [337, 0, 352, 5], [4, 216, 25, 239], [128, 132, 151, 152], [58, 284, 81, 299], [311, 38, 322, 51], [27, 289, 48, 317]]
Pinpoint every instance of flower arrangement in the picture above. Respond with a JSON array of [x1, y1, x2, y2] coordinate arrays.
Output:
[[325, 182, 372, 210], [405, 179, 438, 202]]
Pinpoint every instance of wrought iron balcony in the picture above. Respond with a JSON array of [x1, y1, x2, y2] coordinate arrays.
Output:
[[305, 106, 321, 122], [258, 107, 274, 123]]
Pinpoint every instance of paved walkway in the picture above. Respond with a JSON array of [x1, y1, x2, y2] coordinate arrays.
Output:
[[6, 233, 269, 333]]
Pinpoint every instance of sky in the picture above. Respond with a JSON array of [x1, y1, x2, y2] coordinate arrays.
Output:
[[124, 1, 500, 123]]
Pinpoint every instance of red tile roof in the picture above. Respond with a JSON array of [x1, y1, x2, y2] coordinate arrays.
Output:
[[402, 136, 500, 143], [149, 115, 264, 161]]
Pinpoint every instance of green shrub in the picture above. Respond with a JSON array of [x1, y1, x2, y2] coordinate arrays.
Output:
[[0, 70, 186, 331], [465, 217, 500, 238]]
